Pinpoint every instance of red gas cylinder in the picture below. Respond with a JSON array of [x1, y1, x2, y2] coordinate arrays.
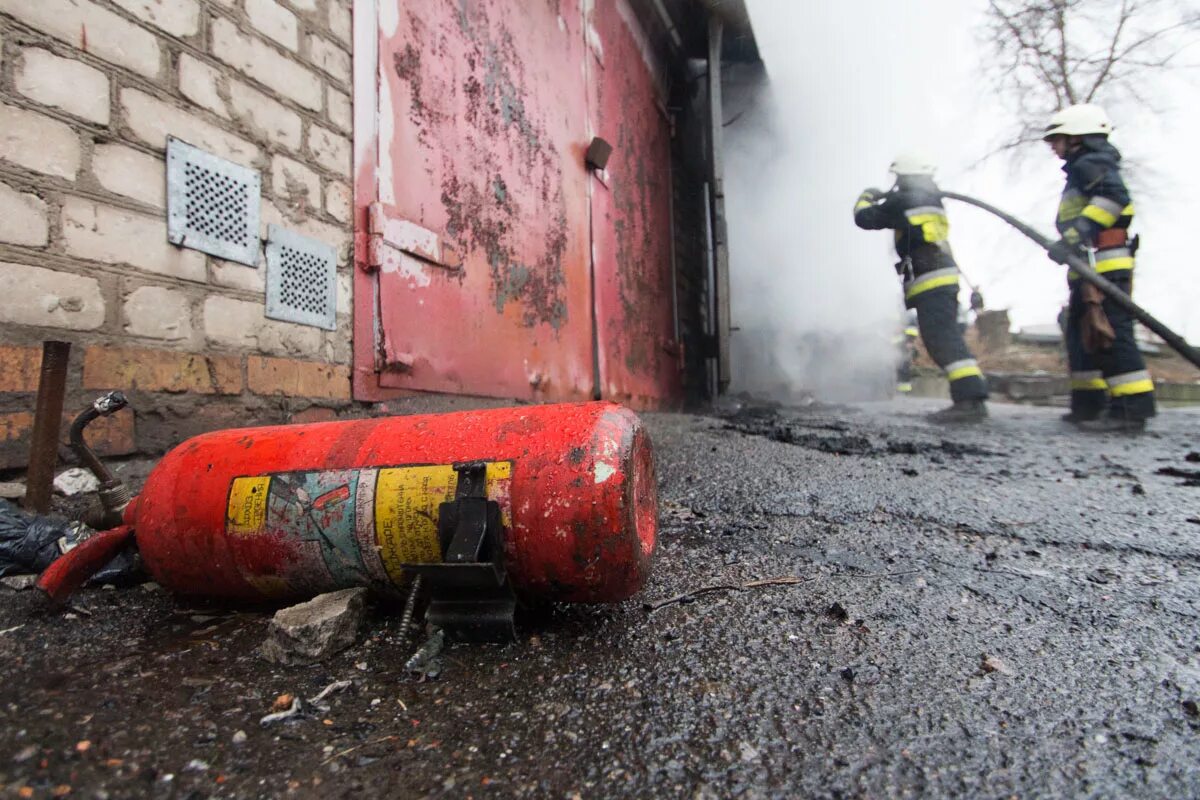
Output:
[[49, 402, 657, 606]]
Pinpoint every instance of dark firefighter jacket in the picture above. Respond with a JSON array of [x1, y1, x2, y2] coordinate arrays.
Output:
[[853, 176, 957, 277], [1056, 136, 1135, 277]]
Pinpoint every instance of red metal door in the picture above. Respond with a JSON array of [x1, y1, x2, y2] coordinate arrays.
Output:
[[586, 1, 681, 407], [355, 0, 593, 401], [353, 0, 680, 406]]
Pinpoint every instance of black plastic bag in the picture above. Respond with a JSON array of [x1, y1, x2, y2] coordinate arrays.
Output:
[[0, 499, 142, 584]]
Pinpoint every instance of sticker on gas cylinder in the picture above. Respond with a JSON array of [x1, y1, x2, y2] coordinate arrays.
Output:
[[373, 462, 512, 585], [226, 476, 270, 536], [225, 462, 512, 592]]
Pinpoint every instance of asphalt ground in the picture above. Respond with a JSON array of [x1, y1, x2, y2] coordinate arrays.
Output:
[[1, 398, 1199, 799]]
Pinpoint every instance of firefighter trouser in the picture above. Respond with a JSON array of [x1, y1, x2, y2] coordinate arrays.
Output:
[[895, 345, 914, 387], [906, 280, 988, 403], [1066, 274, 1156, 420]]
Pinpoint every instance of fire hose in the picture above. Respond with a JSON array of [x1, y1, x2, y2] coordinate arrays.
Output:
[[940, 191, 1200, 371]]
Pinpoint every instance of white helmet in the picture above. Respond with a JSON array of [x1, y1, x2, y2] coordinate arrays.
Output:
[[1044, 103, 1112, 138], [889, 150, 936, 177]]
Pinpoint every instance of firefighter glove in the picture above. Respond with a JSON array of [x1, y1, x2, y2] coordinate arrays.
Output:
[[1046, 238, 1077, 265], [1079, 283, 1116, 353]]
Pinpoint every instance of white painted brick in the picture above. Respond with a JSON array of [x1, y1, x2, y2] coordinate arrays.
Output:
[[329, 2, 351, 45], [272, 154, 320, 209], [323, 334, 349, 365], [336, 270, 351, 315], [308, 35, 350, 83], [14, 48, 110, 125], [92, 144, 166, 208], [0, 261, 105, 331], [62, 197, 206, 282], [0, 104, 80, 180], [179, 54, 230, 120], [111, 0, 200, 38], [261, 200, 351, 261], [0, 0, 161, 78], [325, 181, 351, 223], [327, 85, 351, 133], [308, 124, 351, 177], [259, 198, 287, 234], [229, 81, 303, 151], [204, 295, 323, 356], [123, 285, 192, 340], [0, 182, 50, 247], [211, 252, 267, 293], [325, 330, 350, 364], [179, 57, 301, 152], [211, 17, 322, 111], [245, 0, 299, 51], [121, 89, 259, 165]]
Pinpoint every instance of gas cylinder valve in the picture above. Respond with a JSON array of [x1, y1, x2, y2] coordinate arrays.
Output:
[[69, 391, 132, 530]]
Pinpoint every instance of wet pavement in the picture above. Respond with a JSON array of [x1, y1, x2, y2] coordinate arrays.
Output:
[[2, 398, 1199, 798]]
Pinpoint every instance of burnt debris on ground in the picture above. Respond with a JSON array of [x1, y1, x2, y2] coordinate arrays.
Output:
[[720, 402, 1004, 458]]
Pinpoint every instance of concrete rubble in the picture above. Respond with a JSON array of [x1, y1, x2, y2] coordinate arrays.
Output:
[[258, 588, 368, 666], [0, 575, 36, 591], [52, 468, 100, 497]]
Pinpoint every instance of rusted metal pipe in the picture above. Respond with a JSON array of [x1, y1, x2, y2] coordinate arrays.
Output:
[[23, 341, 71, 515]]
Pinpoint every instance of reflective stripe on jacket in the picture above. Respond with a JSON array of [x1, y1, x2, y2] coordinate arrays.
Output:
[[1056, 137, 1135, 277], [854, 176, 958, 277]]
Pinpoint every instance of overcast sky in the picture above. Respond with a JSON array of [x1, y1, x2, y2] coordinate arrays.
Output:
[[733, 0, 1200, 347]]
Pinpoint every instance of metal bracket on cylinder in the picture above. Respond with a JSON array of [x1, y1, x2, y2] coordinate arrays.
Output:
[[401, 461, 516, 643]]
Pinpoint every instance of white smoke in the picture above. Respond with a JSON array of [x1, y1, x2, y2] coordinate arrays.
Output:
[[725, 1, 982, 401], [725, 0, 1200, 398]]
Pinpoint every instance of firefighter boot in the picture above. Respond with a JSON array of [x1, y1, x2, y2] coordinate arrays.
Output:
[[1076, 414, 1146, 435], [927, 399, 987, 424]]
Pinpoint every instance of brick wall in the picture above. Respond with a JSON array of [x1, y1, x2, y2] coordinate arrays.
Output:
[[0, 0, 356, 469]]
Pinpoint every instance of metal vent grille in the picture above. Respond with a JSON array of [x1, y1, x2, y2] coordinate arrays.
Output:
[[265, 225, 337, 330], [166, 137, 261, 266]]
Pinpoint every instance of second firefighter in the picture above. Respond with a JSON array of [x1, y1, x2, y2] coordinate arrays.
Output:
[[1043, 103, 1156, 433], [854, 152, 989, 423]]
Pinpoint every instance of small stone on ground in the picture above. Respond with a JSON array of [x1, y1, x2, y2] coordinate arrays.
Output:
[[259, 588, 368, 666]]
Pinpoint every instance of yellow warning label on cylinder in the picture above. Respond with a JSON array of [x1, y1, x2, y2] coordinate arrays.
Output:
[[226, 476, 271, 537], [374, 462, 512, 585], [222, 463, 513, 592]]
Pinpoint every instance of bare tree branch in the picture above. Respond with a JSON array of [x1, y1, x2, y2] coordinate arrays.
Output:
[[1085, 0, 1132, 100], [977, 0, 1200, 164]]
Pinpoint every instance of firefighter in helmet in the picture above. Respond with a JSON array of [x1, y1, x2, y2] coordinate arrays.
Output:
[[1043, 103, 1156, 433], [854, 152, 989, 423]]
